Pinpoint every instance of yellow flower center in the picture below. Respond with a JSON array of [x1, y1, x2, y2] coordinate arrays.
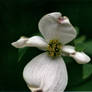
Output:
[[47, 40, 62, 57]]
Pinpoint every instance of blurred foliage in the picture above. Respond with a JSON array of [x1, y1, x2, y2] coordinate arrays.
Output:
[[75, 26, 80, 36], [74, 35, 86, 52], [84, 41, 92, 55], [83, 64, 92, 79], [18, 47, 28, 62], [0, 0, 92, 91], [75, 43, 85, 52], [74, 35, 86, 44]]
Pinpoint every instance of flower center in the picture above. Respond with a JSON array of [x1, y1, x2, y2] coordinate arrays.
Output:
[[47, 40, 62, 57]]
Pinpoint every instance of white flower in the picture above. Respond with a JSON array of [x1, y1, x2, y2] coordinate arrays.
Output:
[[11, 12, 91, 92]]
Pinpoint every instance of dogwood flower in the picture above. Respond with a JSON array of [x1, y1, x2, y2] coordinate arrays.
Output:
[[11, 12, 91, 92]]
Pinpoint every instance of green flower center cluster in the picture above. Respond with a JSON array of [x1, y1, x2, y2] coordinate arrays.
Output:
[[47, 40, 62, 57]]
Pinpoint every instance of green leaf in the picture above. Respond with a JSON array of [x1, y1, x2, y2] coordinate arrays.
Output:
[[74, 35, 86, 45], [18, 47, 28, 62], [83, 64, 92, 79], [67, 64, 92, 91], [84, 40, 92, 55], [75, 26, 80, 35], [63, 56, 73, 63], [70, 79, 92, 91], [74, 36, 86, 52], [66, 61, 83, 89], [75, 43, 85, 52]]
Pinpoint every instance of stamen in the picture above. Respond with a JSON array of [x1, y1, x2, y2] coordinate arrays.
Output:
[[47, 40, 62, 57]]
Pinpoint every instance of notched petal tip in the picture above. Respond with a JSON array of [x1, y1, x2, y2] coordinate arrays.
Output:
[[11, 36, 47, 50], [11, 37, 28, 48], [28, 85, 42, 92], [57, 16, 70, 24], [70, 52, 91, 64], [11, 42, 20, 48], [47, 12, 70, 25], [39, 12, 77, 44]]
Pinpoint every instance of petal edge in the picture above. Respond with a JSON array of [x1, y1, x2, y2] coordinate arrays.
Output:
[[38, 12, 77, 44], [23, 52, 68, 92], [70, 52, 91, 64]]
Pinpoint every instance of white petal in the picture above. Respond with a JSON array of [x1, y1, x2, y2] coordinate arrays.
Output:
[[62, 45, 76, 54], [26, 36, 48, 50], [61, 45, 91, 64], [70, 52, 91, 64], [38, 12, 77, 44], [11, 36, 48, 50], [11, 36, 28, 48], [23, 52, 68, 92]]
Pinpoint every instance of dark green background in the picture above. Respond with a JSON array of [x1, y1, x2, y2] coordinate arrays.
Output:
[[0, 0, 92, 91]]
